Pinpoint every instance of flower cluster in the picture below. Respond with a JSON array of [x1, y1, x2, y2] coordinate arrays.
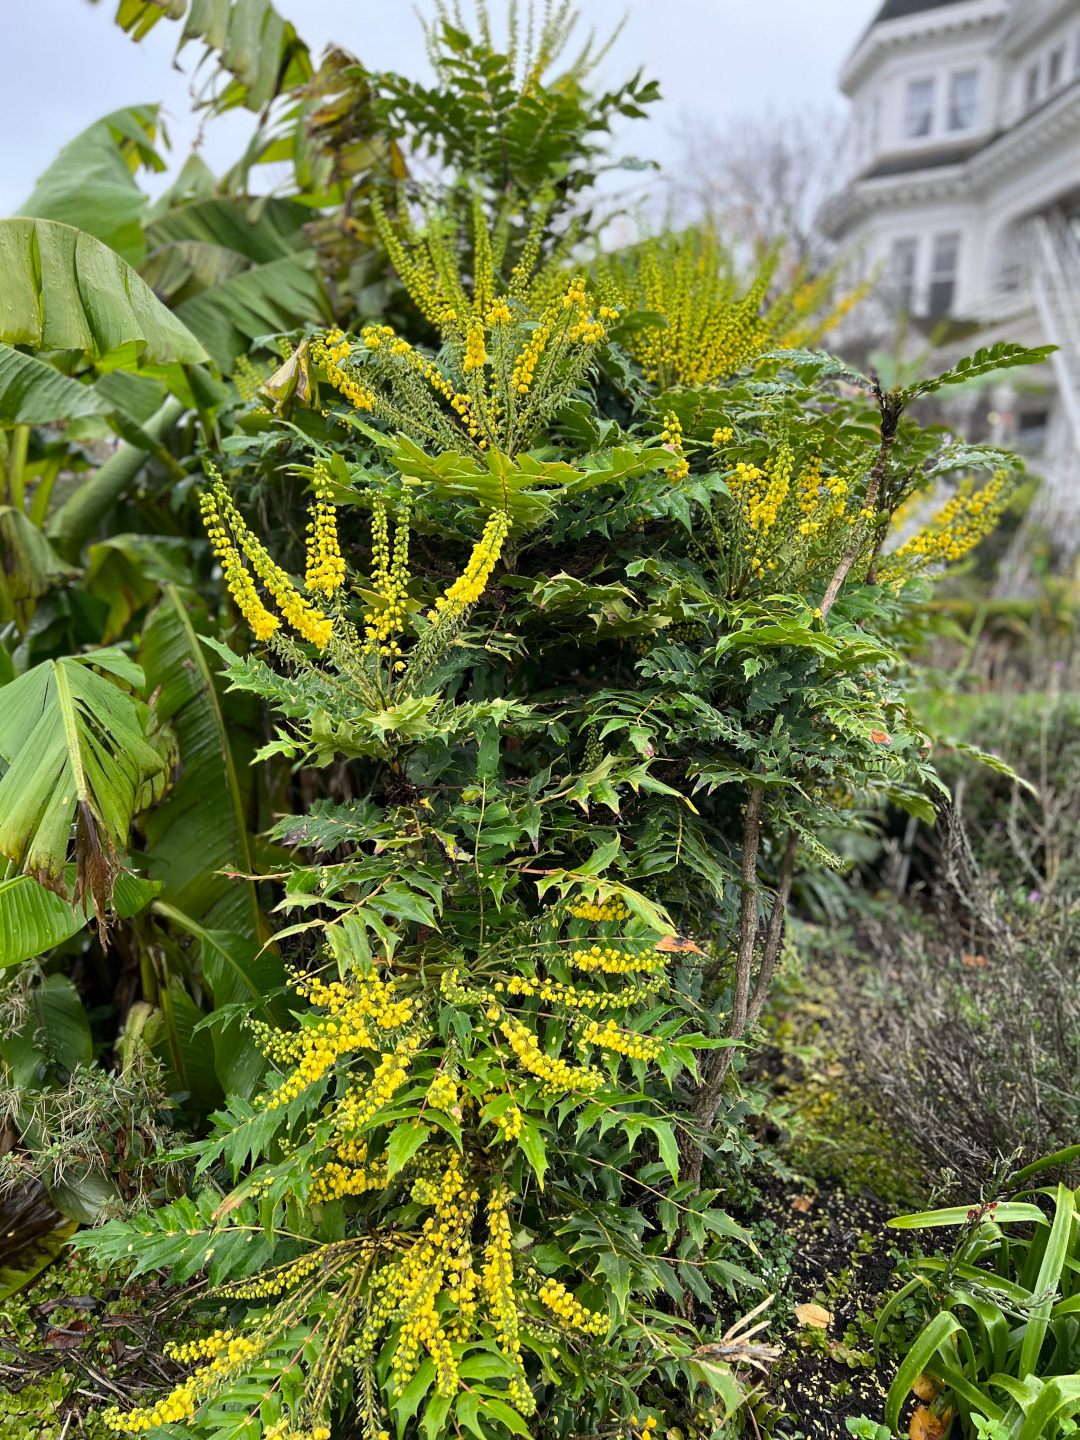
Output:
[[363, 492, 412, 666], [425, 1071, 459, 1111], [304, 459, 346, 597], [596, 223, 860, 388], [581, 1017, 662, 1062], [499, 1017, 605, 1096], [102, 1329, 265, 1433], [537, 1277, 608, 1335], [251, 972, 415, 1111], [569, 898, 630, 921], [481, 1186, 531, 1410], [355, 1152, 478, 1399], [426, 507, 511, 624], [660, 411, 689, 482], [312, 329, 378, 413], [570, 944, 664, 975], [878, 470, 1012, 589], [201, 468, 333, 649]]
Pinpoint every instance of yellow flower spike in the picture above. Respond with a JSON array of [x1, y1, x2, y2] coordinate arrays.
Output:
[[304, 459, 347, 598], [426, 507, 511, 626]]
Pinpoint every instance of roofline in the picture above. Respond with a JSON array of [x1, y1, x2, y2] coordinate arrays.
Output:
[[839, 0, 1007, 96], [1000, 0, 1078, 55], [822, 77, 1080, 235]]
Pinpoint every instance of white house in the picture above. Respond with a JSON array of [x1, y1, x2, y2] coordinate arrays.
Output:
[[824, 0, 1080, 578]]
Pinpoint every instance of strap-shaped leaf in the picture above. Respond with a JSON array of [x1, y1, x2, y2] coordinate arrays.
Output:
[[103, 0, 313, 113], [110, 0, 187, 40], [0, 655, 169, 920], [143, 195, 310, 262], [1018, 1183, 1075, 1378], [0, 345, 110, 425], [0, 869, 160, 969], [173, 251, 330, 373], [139, 586, 262, 941], [18, 106, 166, 265], [0, 218, 207, 365]]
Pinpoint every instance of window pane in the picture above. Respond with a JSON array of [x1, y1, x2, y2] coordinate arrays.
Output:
[[929, 234, 960, 317], [1025, 64, 1040, 105], [1050, 47, 1065, 86], [891, 238, 919, 311], [904, 79, 935, 138], [948, 70, 978, 130]]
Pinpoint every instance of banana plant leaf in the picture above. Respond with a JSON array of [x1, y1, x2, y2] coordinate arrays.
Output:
[[1, 974, 93, 1089], [0, 344, 111, 426], [85, 533, 192, 641], [146, 975, 223, 1111], [107, 0, 312, 113], [18, 106, 166, 265], [154, 900, 285, 1096], [139, 238, 252, 304], [143, 195, 311, 262], [0, 869, 161, 969], [109, 0, 186, 41], [0, 654, 171, 919], [47, 395, 187, 557], [0, 218, 207, 366], [0, 507, 78, 615], [173, 251, 330, 372], [139, 586, 262, 942]]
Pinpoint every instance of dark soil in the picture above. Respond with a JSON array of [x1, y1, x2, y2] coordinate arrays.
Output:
[[733, 1180, 924, 1439]]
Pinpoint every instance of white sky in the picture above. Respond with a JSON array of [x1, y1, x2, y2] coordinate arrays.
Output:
[[1, 0, 880, 216]]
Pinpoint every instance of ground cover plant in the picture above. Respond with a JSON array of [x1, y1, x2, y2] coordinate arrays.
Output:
[[0, 3, 1066, 1439]]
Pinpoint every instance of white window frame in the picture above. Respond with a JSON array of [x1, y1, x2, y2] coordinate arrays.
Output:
[[929, 232, 961, 317], [904, 78, 936, 139], [947, 69, 979, 131], [890, 237, 920, 312]]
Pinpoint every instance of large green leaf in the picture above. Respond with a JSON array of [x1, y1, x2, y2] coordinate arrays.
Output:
[[1, 975, 93, 1089], [47, 395, 187, 557], [0, 218, 207, 365], [153, 900, 284, 1096], [174, 252, 330, 372], [0, 506, 78, 615], [0, 869, 161, 969], [0, 654, 170, 917], [104, 0, 312, 112], [144, 196, 309, 263], [140, 586, 262, 941], [0, 345, 110, 425], [139, 239, 252, 304], [146, 974, 223, 1110], [18, 107, 166, 265], [107, 0, 187, 40]]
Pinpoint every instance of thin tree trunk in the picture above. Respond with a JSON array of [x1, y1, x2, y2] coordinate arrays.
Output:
[[744, 831, 799, 1034], [682, 819, 799, 1189]]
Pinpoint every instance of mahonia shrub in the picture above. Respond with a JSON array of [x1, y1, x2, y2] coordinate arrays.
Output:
[[79, 186, 1048, 1440], [594, 225, 864, 389]]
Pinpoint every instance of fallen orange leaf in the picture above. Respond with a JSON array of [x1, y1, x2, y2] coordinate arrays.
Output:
[[961, 952, 987, 969], [912, 1374, 940, 1402], [794, 1303, 831, 1329], [790, 1194, 816, 1213], [909, 1405, 945, 1440]]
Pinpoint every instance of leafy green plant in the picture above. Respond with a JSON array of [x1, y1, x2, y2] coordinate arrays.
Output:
[[877, 1156, 1080, 1437]]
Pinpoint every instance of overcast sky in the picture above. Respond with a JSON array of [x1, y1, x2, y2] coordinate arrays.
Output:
[[1, 0, 880, 216]]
